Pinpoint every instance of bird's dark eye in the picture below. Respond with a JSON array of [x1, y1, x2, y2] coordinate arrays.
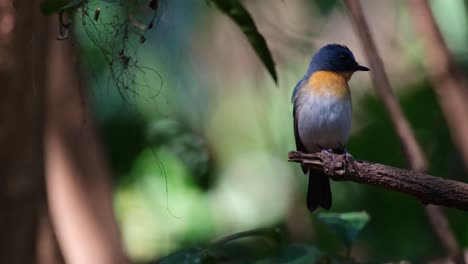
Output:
[[339, 55, 347, 60]]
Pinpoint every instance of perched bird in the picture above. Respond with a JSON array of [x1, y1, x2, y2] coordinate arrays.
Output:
[[292, 44, 369, 211]]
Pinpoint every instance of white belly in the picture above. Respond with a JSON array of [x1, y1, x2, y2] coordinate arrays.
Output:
[[297, 93, 352, 153]]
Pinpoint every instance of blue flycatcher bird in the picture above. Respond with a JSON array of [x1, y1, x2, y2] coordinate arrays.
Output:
[[292, 44, 369, 211]]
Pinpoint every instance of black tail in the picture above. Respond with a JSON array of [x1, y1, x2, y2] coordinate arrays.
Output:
[[307, 171, 332, 211]]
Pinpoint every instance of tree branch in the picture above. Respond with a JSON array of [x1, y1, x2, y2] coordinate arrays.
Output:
[[343, 1, 464, 262], [288, 151, 468, 211], [407, 0, 468, 175], [344, 0, 426, 171]]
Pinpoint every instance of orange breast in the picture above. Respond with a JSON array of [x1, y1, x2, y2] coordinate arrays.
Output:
[[305, 71, 352, 99]]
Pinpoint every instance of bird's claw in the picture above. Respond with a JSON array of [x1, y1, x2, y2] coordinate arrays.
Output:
[[318, 148, 355, 166], [343, 150, 353, 161], [320, 148, 334, 154], [341, 150, 357, 171]]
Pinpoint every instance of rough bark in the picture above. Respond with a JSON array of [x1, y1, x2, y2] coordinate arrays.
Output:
[[289, 151, 468, 211]]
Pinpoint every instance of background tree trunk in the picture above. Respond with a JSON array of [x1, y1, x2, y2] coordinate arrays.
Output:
[[0, 0, 49, 263], [44, 22, 129, 264]]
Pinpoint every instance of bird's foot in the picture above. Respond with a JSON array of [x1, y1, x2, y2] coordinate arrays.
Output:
[[318, 148, 354, 164], [341, 150, 357, 171], [320, 148, 334, 154], [343, 150, 353, 161]]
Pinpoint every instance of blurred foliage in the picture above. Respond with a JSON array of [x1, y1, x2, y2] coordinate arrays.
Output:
[[67, 0, 468, 263], [159, 227, 356, 264], [147, 118, 214, 189], [40, 0, 85, 15], [314, 0, 340, 15], [317, 212, 370, 253]]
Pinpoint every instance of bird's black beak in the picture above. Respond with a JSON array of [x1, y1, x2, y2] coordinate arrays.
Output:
[[356, 64, 370, 71]]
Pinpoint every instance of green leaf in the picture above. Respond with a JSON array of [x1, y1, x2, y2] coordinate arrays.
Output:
[[211, 0, 278, 84], [317, 211, 370, 247]]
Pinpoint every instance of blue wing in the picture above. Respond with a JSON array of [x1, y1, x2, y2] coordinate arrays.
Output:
[[291, 77, 307, 103], [293, 98, 308, 174]]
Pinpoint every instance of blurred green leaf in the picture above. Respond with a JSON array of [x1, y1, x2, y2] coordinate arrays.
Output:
[[160, 243, 355, 264], [265, 244, 324, 264], [159, 247, 206, 264], [40, 0, 85, 15], [204, 227, 284, 262], [147, 119, 213, 189], [257, 244, 354, 264], [147, 118, 182, 145], [317, 211, 370, 247], [209, 227, 283, 247], [211, 0, 278, 84], [40, 0, 68, 15], [314, 0, 339, 15], [99, 117, 145, 181], [159, 228, 284, 263]]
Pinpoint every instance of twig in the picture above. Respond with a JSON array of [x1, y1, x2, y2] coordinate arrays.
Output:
[[407, 0, 468, 175], [343, 1, 464, 263], [288, 151, 468, 211]]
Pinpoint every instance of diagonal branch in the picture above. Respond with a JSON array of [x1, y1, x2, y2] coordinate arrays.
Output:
[[344, 0, 426, 171], [343, 1, 464, 263], [407, 0, 468, 175], [288, 151, 468, 211]]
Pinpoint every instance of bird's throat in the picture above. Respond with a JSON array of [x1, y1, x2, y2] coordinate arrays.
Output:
[[305, 71, 352, 98]]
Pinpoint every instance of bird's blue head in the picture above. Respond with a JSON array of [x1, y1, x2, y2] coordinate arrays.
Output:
[[307, 44, 369, 74], [292, 44, 369, 101]]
